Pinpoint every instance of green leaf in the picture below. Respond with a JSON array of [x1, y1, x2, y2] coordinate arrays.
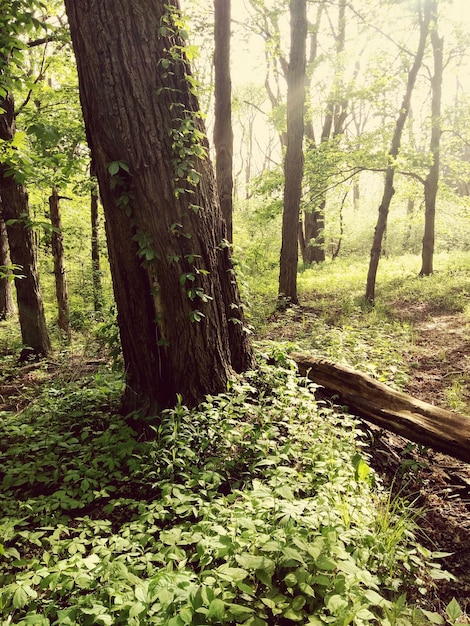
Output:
[[419, 610, 445, 625], [178, 608, 194, 625], [291, 596, 306, 611], [255, 568, 272, 585], [446, 598, 463, 622], [282, 608, 303, 622], [134, 584, 148, 603], [281, 546, 305, 565], [363, 589, 391, 608], [316, 555, 337, 571], [13, 585, 28, 609], [208, 599, 225, 620], [108, 161, 120, 176], [326, 594, 348, 614], [216, 565, 249, 582], [236, 553, 275, 574], [284, 572, 297, 588], [228, 603, 254, 618], [18, 614, 50, 625], [129, 601, 146, 618]]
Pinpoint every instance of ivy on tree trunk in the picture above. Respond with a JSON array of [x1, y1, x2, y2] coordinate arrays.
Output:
[[65, 0, 254, 415]]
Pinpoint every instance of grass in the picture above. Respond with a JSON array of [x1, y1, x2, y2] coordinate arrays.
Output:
[[247, 251, 470, 399]]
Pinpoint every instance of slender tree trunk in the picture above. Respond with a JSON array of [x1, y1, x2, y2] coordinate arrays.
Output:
[[303, 0, 345, 265], [366, 0, 432, 302], [213, 0, 233, 242], [65, 0, 254, 414], [405, 197, 415, 246], [0, 213, 15, 320], [278, 0, 307, 304], [420, 0, 442, 277], [90, 178, 103, 313], [49, 187, 71, 339], [0, 92, 51, 357]]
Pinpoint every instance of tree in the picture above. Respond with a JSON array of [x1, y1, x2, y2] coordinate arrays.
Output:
[[213, 0, 233, 242], [49, 186, 71, 339], [0, 214, 15, 320], [90, 174, 103, 313], [365, 0, 432, 303], [302, 0, 347, 265], [278, 0, 307, 304], [420, 0, 442, 276], [0, 96, 51, 357], [64, 0, 254, 414], [0, 1, 57, 357]]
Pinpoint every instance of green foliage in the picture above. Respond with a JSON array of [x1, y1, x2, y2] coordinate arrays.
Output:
[[0, 358, 451, 624], [0, 263, 24, 280]]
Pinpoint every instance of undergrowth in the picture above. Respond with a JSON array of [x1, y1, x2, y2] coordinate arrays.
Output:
[[0, 356, 455, 625]]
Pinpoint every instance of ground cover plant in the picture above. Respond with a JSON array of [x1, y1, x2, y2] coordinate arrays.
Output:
[[0, 350, 458, 625]]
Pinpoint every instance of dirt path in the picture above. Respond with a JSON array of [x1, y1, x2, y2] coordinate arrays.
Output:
[[365, 305, 470, 616]]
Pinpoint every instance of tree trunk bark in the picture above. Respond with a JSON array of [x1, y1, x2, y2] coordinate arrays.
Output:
[[65, 0, 254, 414], [292, 353, 470, 464], [278, 0, 307, 304], [49, 187, 71, 340], [0, 92, 51, 358], [0, 214, 15, 320], [420, 0, 442, 277], [213, 0, 233, 242], [366, 0, 432, 302]]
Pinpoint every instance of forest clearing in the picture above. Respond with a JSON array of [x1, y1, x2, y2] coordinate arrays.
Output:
[[2, 0, 470, 623]]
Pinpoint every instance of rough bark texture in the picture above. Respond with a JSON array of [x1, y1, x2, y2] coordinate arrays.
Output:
[[278, 0, 307, 303], [90, 179, 103, 313], [65, 0, 254, 414], [0, 214, 15, 320], [292, 353, 470, 464], [420, 0, 441, 277], [366, 0, 431, 302], [49, 187, 71, 339], [0, 92, 51, 357], [213, 0, 233, 242]]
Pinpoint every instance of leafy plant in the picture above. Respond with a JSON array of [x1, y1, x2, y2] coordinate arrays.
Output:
[[0, 356, 451, 624]]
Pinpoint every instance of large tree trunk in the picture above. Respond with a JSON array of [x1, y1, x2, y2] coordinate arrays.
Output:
[[65, 0, 254, 414], [292, 353, 470, 464], [366, 0, 432, 302], [213, 0, 233, 242], [420, 0, 442, 277], [0, 92, 51, 358], [278, 0, 307, 304], [0, 214, 15, 320], [49, 187, 71, 340]]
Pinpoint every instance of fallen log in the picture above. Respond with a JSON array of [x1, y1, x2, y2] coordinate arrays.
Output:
[[290, 352, 470, 464]]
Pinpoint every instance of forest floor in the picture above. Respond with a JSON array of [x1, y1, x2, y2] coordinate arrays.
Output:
[[1, 299, 470, 618], [368, 302, 470, 616], [264, 299, 470, 618]]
